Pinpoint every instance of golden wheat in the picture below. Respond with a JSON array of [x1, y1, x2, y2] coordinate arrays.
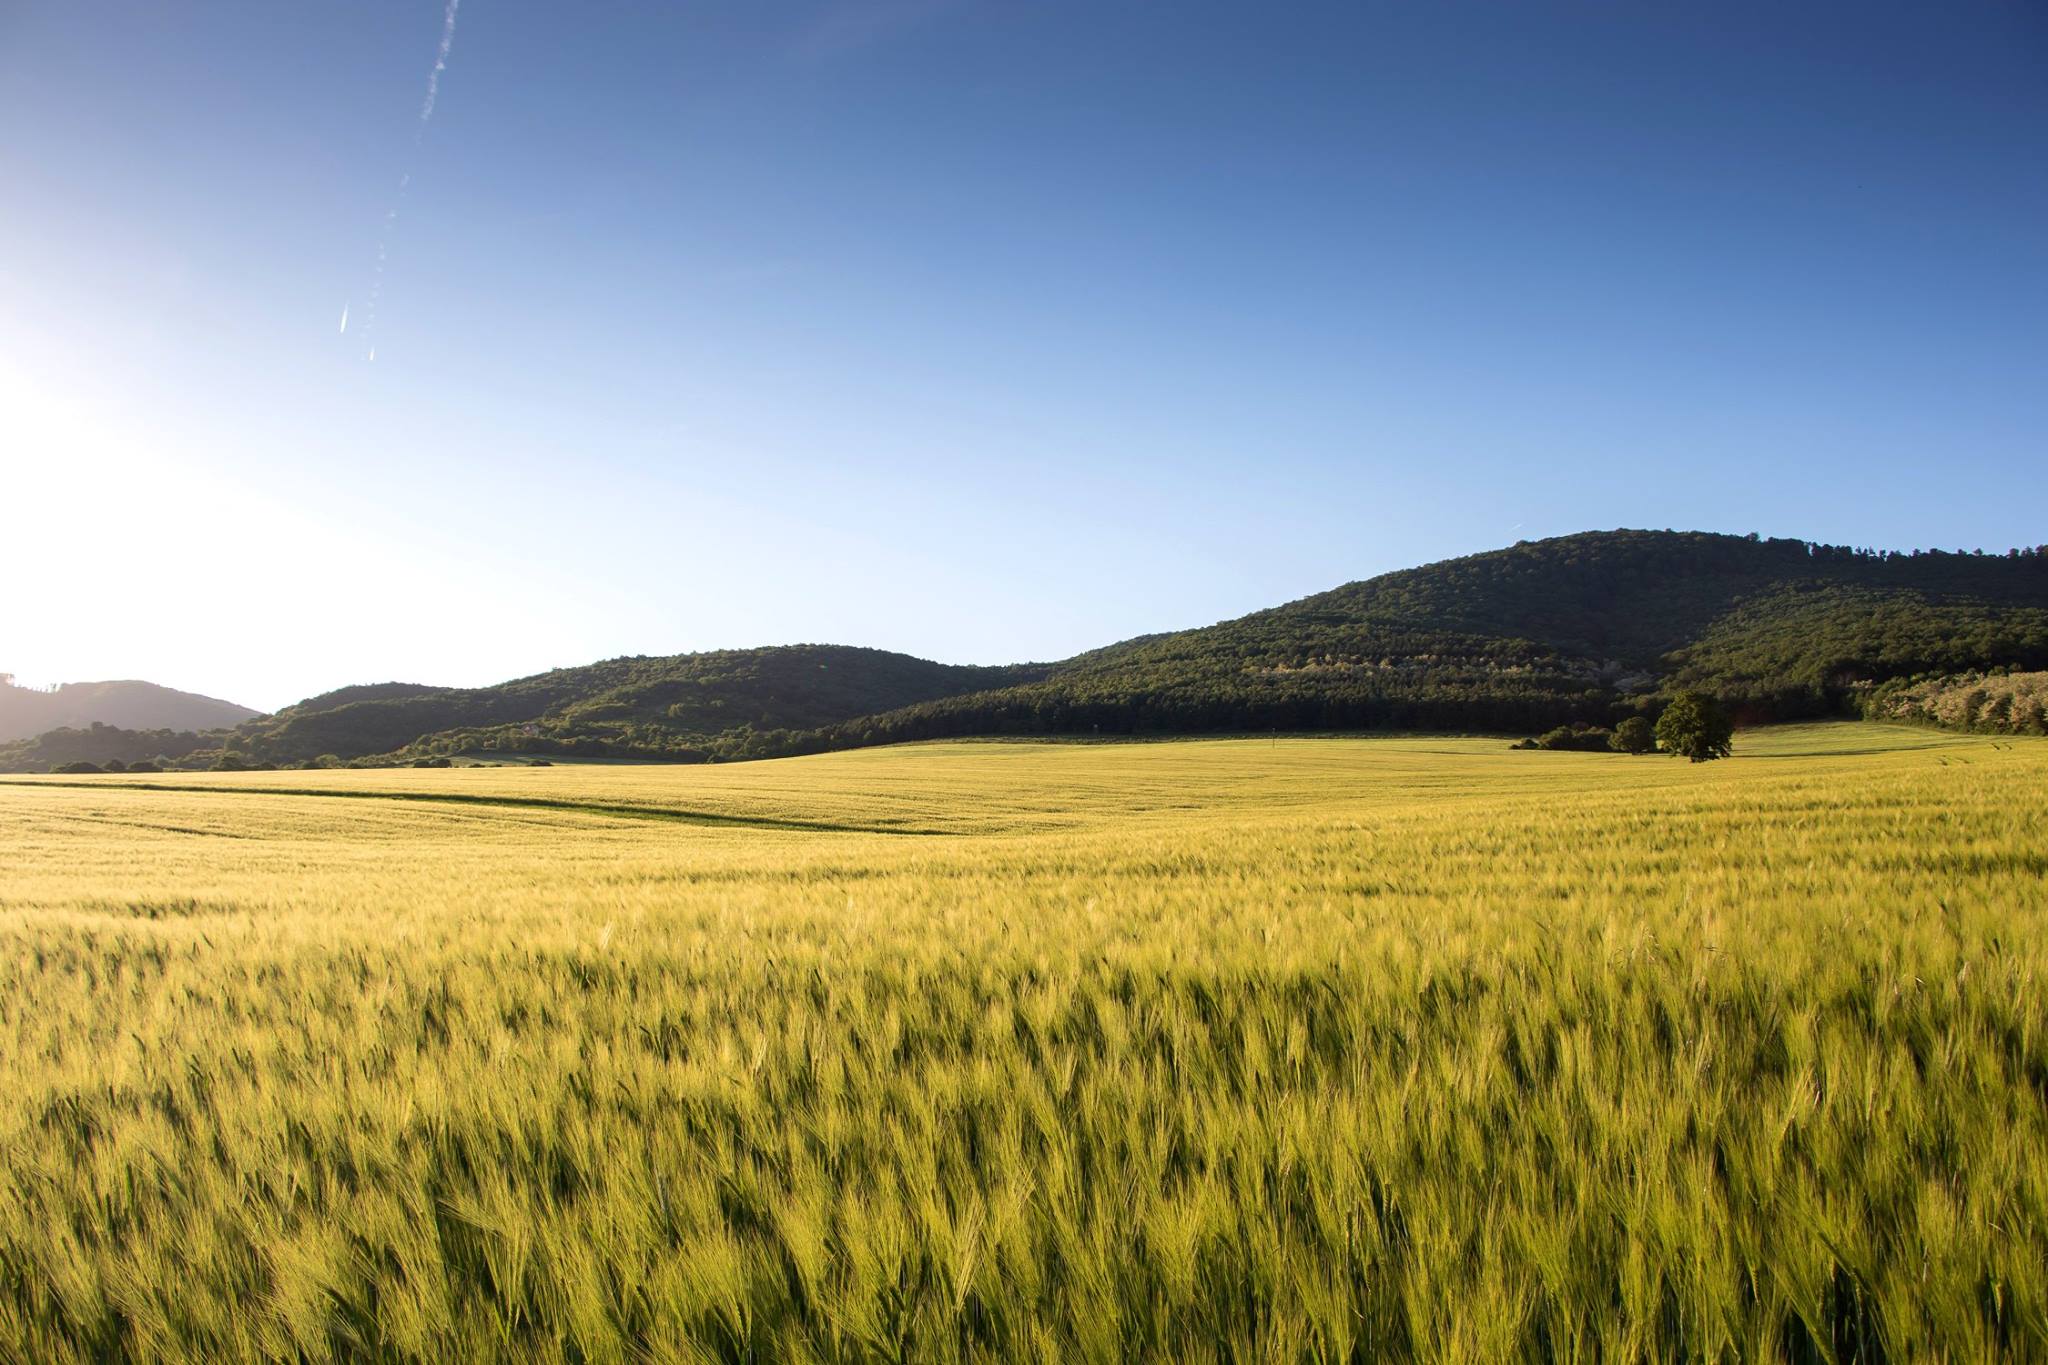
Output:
[[0, 723, 2042, 1361]]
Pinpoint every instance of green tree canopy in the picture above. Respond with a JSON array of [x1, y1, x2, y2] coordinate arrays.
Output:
[[1609, 716, 1656, 754], [1655, 693, 1734, 762]]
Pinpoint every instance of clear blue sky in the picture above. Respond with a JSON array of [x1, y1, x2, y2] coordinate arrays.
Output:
[[4, 1, 2044, 710]]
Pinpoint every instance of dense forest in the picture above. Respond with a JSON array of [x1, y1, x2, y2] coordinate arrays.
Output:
[[1863, 670, 2048, 736], [0, 722, 226, 773], [7, 531, 2046, 771], [241, 646, 1045, 761], [793, 533, 2048, 755]]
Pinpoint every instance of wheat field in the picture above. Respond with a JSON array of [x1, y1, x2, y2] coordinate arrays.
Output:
[[1, 724, 2043, 1362]]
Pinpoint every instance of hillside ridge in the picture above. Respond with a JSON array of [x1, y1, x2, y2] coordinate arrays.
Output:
[[6, 529, 2044, 770], [0, 676, 261, 744]]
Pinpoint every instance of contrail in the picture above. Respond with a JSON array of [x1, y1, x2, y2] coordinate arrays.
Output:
[[417, 0, 462, 132], [357, 0, 463, 360], [339, 304, 349, 335]]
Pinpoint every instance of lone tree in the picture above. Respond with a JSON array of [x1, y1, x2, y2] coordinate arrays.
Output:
[[1609, 715, 1657, 754], [1655, 692, 1734, 762]]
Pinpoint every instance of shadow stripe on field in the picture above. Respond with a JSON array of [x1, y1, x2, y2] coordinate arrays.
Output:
[[0, 780, 948, 836]]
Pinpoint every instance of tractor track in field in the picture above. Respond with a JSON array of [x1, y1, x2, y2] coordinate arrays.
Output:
[[0, 780, 949, 837]]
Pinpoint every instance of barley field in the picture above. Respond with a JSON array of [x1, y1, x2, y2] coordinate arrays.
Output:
[[1, 724, 2043, 1362]]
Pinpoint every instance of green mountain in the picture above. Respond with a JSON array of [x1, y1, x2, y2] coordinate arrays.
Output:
[[226, 646, 1049, 765], [6, 530, 2045, 772], [0, 723, 224, 774], [0, 675, 260, 744], [829, 531, 2048, 748]]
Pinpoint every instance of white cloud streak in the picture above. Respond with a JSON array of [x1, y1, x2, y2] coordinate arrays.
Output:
[[357, 2, 463, 359], [417, 0, 462, 131]]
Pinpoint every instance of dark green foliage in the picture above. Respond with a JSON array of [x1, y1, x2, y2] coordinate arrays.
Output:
[[1610, 716, 1657, 754], [799, 532, 2047, 759], [1668, 583, 2048, 718], [50, 761, 102, 774], [411, 756, 453, 769], [1518, 724, 1617, 752], [0, 723, 221, 774], [280, 682, 447, 716], [230, 645, 1049, 766], [1657, 692, 1735, 762], [1864, 670, 2048, 736]]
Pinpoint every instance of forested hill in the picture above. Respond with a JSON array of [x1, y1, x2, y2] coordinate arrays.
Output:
[[6, 530, 2046, 771], [221, 646, 1050, 765], [822, 531, 2048, 750], [0, 676, 259, 743]]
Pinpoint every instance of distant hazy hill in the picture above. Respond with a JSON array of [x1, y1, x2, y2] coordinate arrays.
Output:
[[0, 676, 260, 743], [8, 530, 2045, 772]]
